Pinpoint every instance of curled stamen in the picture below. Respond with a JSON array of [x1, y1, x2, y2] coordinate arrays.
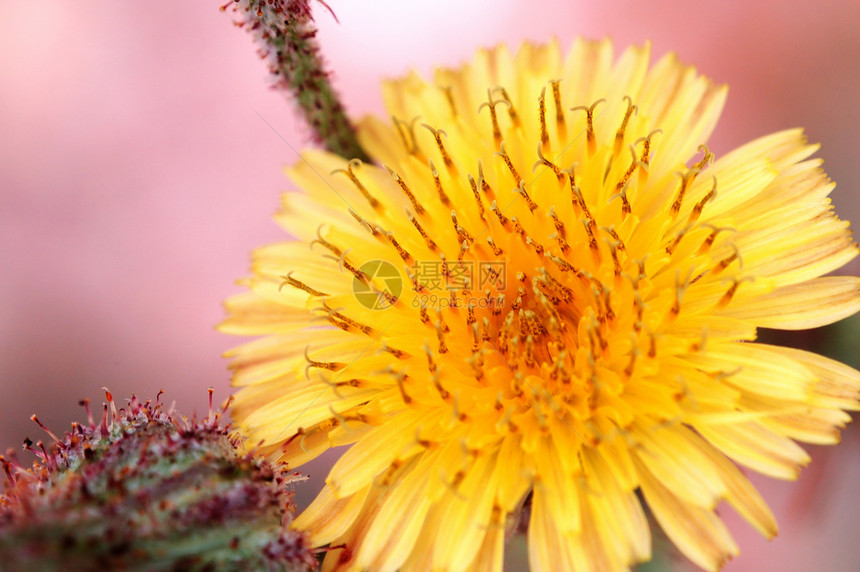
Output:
[[571, 99, 605, 155], [713, 243, 742, 274], [533, 144, 564, 181], [310, 224, 342, 256], [467, 173, 487, 221], [478, 89, 509, 146], [422, 124, 455, 169], [331, 159, 380, 210], [601, 226, 627, 252], [392, 115, 422, 156], [692, 144, 715, 172], [514, 179, 538, 212], [614, 96, 638, 156], [548, 206, 567, 240], [279, 271, 328, 297], [322, 248, 368, 283], [493, 86, 521, 128], [718, 277, 752, 308], [494, 141, 522, 184], [347, 208, 379, 236], [688, 176, 718, 223], [490, 201, 510, 228], [670, 169, 697, 216], [487, 236, 503, 256], [608, 179, 633, 217], [635, 129, 662, 186], [304, 347, 346, 379]]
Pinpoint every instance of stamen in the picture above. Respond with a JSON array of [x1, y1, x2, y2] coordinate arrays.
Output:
[[494, 141, 523, 185], [324, 249, 369, 283], [451, 210, 475, 245], [494, 86, 521, 128], [550, 80, 565, 135], [718, 278, 745, 308], [380, 228, 414, 263], [487, 236, 503, 256], [571, 99, 605, 156], [405, 207, 438, 251], [436, 320, 448, 354], [692, 144, 714, 172], [405, 266, 427, 293], [427, 159, 451, 207], [608, 240, 623, 278], [614, 96, 638, 156], [581, 217, 600, 256], [490, 200, 511, 228], [304, 346, 346, 375], [713, 244, 742, 275], [432, 369, 450, 401], [477, 160, 495, 200], [424, 343, 438, 373], [384, 164, 425, 215], [666, 223, 693, 256], [569, 182, 594, 221], [600, 226, 627, 252], [697, 224, 735, 254], [422, 124, 455, 170], [331, 159, 381, 210], [392, 115, 422, 157], [670, 270, 687, 319], [550, 230, 570, 253], [670, 169, 696, 216], [549, 207, 567, 241], [525, 236, 545, 256], [609, 180, 632, 217], [624, 340, 640, 378], [467, 173, 487, 221], [514, 180, 538, 212], [688, 177, 718, 223], [279, 272, 328, 297], [321, 302, 374, 335], [538, 87, 550, 149], [347, 208, 379, 236], [395, 371, 413, 405], [533, 144, 564, 181], [635, 129, 662, 185], [439, 84, 457, 117], [310, 225, 342, 256], [478, 90, 508, 146]]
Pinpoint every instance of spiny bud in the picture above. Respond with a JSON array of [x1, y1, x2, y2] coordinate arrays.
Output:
[[0, 389, 316, 571]]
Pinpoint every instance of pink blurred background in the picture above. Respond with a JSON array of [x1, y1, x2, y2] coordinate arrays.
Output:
[[1, 1, 858, 570]]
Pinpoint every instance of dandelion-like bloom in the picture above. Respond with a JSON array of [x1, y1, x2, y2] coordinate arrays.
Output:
[[222, 39, 860, 571]]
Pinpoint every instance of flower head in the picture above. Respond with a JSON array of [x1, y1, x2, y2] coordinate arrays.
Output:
[[222, 39, 860, 571]]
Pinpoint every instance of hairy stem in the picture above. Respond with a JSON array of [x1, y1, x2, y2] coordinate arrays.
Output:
[[225, 0, 371, 162]]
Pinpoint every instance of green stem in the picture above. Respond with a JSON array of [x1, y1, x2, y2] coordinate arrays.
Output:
[[226, 0, 371, 162]]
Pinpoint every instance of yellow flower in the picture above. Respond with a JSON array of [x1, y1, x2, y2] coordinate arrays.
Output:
[[222, 39, 860, 571]]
